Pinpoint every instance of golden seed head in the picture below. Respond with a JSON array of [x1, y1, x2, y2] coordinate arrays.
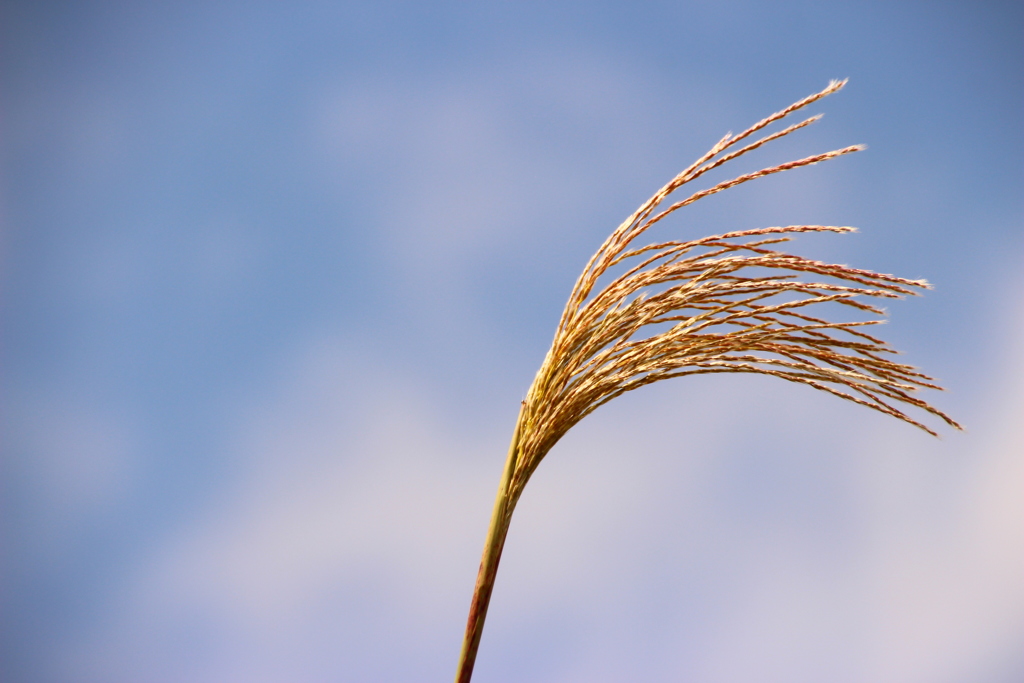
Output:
[[506, 80, 961, 502]]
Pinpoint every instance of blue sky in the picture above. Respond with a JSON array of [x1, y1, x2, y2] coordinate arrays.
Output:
[[1, 2, 1022, 682]]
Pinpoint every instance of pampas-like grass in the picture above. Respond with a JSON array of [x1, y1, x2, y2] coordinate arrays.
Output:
[[454, 80, 961, 683]]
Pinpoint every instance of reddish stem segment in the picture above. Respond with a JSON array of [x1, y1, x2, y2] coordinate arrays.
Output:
[[454, 417, 523, 683]]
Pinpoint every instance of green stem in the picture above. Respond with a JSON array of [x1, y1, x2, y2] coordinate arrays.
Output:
[[454, 411, 524, 683]]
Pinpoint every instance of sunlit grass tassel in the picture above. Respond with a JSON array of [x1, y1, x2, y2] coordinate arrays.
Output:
[[454, 79, 961, 683]]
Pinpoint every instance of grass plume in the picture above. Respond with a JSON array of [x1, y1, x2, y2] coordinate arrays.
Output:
[[454, 79, 961, 683]]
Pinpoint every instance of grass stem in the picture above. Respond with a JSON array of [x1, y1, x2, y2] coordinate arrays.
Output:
[[454, 406, 524, 683]]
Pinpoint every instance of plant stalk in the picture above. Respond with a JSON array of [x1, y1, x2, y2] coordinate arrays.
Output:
[[454, 408, 525, 683]]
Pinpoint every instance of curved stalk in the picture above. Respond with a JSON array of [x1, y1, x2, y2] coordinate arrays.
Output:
[[454, 408, 524, 683]]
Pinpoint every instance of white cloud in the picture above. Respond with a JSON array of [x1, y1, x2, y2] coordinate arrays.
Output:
[[58, 301, 1022, 681]]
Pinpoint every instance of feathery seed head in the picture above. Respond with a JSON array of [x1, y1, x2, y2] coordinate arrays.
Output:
[[505, 80, 960, 504]]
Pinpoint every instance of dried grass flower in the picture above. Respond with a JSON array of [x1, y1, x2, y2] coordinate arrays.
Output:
[[454, 79, 960, 683]]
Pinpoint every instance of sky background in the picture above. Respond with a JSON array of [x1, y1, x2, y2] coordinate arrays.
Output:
[[1, 1, 1022, 682]]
